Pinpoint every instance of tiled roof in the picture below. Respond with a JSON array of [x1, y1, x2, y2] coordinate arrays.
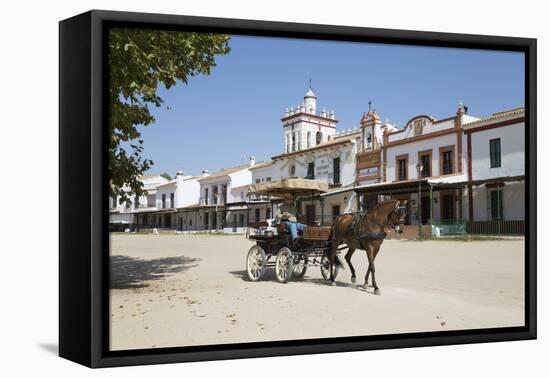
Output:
[[198, 164, 251, 181], [272, 135, 357, 160], [464, 107, 525, 127], [248, 161, 273, 170]]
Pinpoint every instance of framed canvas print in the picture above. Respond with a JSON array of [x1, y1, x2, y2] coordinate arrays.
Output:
[[59, 10, 537, 368]]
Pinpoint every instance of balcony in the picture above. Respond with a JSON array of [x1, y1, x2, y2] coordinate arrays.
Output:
[[200, 196, 226, 206]]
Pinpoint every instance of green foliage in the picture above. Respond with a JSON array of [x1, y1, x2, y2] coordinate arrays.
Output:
[[160, 173, 172, 181], [109, 28, 230, 202]]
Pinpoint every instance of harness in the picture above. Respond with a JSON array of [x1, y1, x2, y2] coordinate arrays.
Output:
[[351, 212, 387, 240]]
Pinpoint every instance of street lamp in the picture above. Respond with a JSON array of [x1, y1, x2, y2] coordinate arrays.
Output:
[[416, 162, 424, 239]]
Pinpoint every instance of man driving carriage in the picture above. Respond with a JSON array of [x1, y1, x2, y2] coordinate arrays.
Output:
[[275, 193, 306, 243]]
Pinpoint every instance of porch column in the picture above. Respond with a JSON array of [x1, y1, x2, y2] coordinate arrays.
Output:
[[458, 186, 464, 223], [429, 185, 434, 224], [320, 197, 325, 226]]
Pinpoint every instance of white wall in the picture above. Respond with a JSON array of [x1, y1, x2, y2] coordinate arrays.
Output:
[[386, 133, 459, 181], [175, 176, 200, 208], [156, 183, 176, 209], [228, 168, 253, 203], [273, 139, 357, 186], [470, 122, 525, 180]]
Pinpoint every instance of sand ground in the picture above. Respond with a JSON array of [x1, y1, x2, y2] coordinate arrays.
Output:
[[109, 234, 525, 351]]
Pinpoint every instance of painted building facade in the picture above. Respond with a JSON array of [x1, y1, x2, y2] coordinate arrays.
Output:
[[110, 85, 525, 237]]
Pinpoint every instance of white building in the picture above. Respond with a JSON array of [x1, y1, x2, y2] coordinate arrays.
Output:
[[355, 102, 480, 228], [354, 103, 525, 236], [463, 108, 525, 228], [257, 87, 363, 225], [109, 174, 169, 229]]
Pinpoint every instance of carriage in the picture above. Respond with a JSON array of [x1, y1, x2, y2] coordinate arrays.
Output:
[[245, 178, 341, 283]]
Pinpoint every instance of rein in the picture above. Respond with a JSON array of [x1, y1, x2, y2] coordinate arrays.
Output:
[[353, 203, 404, 240]]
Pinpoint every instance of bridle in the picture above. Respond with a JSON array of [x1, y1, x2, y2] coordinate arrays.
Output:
[[355, 202, 406, 239]]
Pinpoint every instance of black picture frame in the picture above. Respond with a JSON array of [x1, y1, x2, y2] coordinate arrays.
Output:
[[59, 9, 537, 368]]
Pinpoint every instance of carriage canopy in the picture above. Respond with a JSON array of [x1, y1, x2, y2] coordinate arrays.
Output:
[[248, 178, 328, 198]]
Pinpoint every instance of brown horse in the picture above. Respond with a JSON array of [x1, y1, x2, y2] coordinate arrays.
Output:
[[327, 200, 407, 294]]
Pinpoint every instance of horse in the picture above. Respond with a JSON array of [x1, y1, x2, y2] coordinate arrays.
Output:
[[326, 200, 407, 294]]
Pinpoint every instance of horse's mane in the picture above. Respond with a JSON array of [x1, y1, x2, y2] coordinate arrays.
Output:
[[365, 200, 399, 224]]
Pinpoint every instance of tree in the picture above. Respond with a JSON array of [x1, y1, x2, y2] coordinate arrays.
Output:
[[160, 173, 172, 181], [109, 28, 230, 203]]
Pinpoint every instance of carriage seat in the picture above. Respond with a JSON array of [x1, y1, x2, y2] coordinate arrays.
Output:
[[303, 226, 332, 241]]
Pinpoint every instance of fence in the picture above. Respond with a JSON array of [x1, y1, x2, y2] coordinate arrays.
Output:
[[466, 220, 525, 236], [430, 219, 525, 236]]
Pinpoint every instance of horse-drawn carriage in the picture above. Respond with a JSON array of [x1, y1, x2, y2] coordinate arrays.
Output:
[[245, 178, 341, 283]]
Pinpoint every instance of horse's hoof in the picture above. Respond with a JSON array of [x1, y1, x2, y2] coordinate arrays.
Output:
[[374, 288, 381, 295], [350, 276, 356, 284], [331, 281, 336, 287], [362, 284, 368, 290]]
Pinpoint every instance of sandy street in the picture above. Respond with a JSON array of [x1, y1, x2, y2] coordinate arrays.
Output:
[[109, 234, 525, 351]]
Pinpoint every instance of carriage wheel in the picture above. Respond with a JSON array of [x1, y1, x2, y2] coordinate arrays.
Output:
[[275, 247, 294, 283], [292, 256, 308, 279], [246, 245, 267, 281], [320, 255, 339, 281]]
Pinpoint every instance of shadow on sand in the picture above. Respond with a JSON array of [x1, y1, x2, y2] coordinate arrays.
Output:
[[110, 255, 201, 289], [229, 270, 377, 294]]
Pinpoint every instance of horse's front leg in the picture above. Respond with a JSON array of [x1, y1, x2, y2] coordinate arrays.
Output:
[[364, 244, 374, 292]]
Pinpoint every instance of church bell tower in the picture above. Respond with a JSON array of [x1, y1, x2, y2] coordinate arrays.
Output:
[[281, 84, 338, 153]]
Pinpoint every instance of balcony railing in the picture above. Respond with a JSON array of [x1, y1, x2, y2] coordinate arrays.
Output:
[[199, 197, 226, 206], [138, 203, 157, 208]]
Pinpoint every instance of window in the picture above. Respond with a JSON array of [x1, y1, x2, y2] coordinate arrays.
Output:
[[440, 146, 454, 175], [306, 162, 315, 179], [161, 194, 166, 209], [222, 185, 227, 204], [397, 155, 408, 181], [292, 132, 296, 151], [111, 197, 117, 208], [255, 208, 260, 222], [170, 193, 174, 208], [419, 152, 431, 178], [290, 165, 296, 176], [332, 205, 340, 218], [490, 190, 503, 220], [266, 207, 271, 219], [266, 177, 271, 182], [255, 178, 261, 183], [316, 131, 322, 145], [307, 132, 311, 147], [366, 130, 372, 148], [490, 138, 501, 168], [333, 157, 341, 184], [240, 191, 244, 200], [204, 188, 209, 205], [286, 135, 289, 153], [125, 200, 131, 209]]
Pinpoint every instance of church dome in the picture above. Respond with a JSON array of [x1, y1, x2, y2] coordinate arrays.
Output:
[[304, 87, 317, 99]]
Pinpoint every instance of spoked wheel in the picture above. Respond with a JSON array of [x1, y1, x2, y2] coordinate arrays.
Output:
[[275, 247, 294, 283], [292, 256, 308, 279], [320, 255, 339, 281], [246, 245, 267, 281]]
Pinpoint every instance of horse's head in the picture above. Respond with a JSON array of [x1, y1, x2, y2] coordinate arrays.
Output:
[[389, 200, 407, 233]]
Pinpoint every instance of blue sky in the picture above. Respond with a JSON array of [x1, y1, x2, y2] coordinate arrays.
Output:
[[138, 34, 524, 177]]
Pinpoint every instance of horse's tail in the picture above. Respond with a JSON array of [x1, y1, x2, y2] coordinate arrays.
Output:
[[327, 217, 345, 269]]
